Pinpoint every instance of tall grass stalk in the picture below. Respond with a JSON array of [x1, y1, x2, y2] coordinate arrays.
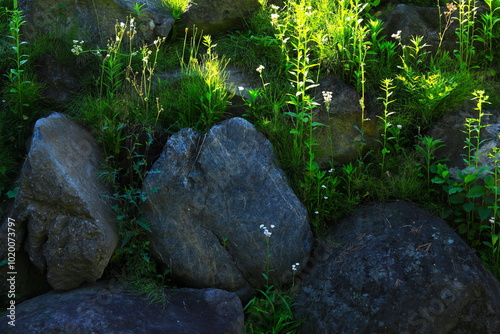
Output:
[[478, 0, 500, 63], [455, 0, 479, 68], [126, 37, 166, 117], [311, 0, 370, 83], [415, 135, 446, 189], [377, 78, 396, 172], [5, 3, 30, 118], [465, 90, 491, 169], [437, 2, 457, 52]]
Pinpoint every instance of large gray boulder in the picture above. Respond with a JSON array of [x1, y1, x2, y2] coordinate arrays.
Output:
[[294, 201, 500, 334], [20, 0, 174, 45], [141, 117, 313, 299], [11, 112, 118, 290], [0, 280, 244, 333], [182, 0, 261, 35]]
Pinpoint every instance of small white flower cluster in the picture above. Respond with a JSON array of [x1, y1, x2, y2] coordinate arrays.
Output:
[[142, 50, 153, 63], [322, 91, 333, 103], [396, 124, 403, 130], [490, 217, 496, 224], [260, 224, 275, 237], [391, 30, 402, 40], [271, 13, 280, 25], [256, 65, 265, 74], [71, 40, 84, 55], [292, 263, 300, 271]]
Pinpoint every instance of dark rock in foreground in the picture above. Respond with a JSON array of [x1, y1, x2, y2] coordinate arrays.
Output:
[[294, 201, 500, 334], [0, 280, 244, 334]]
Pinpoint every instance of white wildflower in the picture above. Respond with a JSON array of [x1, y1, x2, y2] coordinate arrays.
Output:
[[271, 13, 280, 25], [397, 124, 402, 130], [391, 30, 402, 40], [256, 65, 265, 73], [322, 91, 333, 103], [314, 211, 319, 214], [260, 224, 272, 237], [238, 86, 245, 91], [263, 229, 272, 237], [321, 185, 327, 189], [71, 40, 84, 55]]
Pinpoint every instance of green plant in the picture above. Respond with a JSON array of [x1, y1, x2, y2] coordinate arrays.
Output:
[[2, 1, 41, 132], [396, 67, 462, 127], [169, 29, 232, 131], [481, 147, 500, 276], [377, 78, 397, 172], [437, 2, 458, 53], [366, 152, 427, 202], [0, 2, 43, 200], [454, 0, 479, 68], [310, 0, 371, 84], [465, 90, 491, 168], [72, 17, 165, 155], [415, 135, 446, 189], [477, 0, 500, 64], [244, 225, 301, 333], [161, 0, 189, 20], [431, 91, 494, 250], [366, 18, 399, 94], [101, 133, 168, 304]]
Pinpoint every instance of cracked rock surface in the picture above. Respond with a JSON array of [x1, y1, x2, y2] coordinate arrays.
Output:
[[141, 117, 313, 300]]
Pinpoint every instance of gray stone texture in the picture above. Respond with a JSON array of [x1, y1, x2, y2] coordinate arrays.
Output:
[[12, 112, 118, 290], [141, 117, 313, 299], [294, 201, 500, 334], [0, 280, 244, 334]]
